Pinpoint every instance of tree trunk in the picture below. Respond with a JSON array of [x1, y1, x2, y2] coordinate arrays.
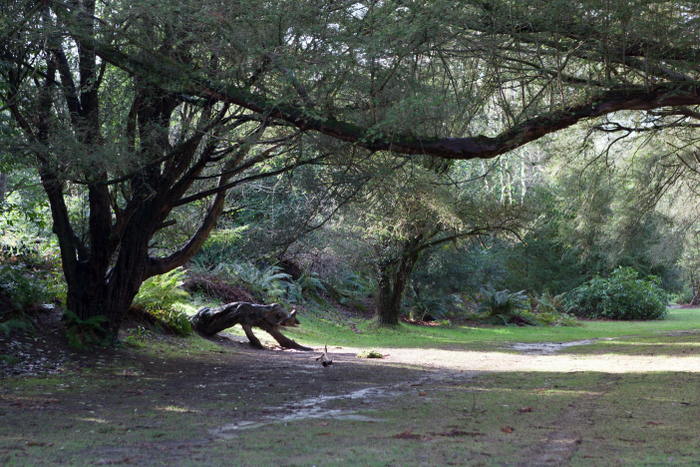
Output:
[[63, 215, 152, 340], [0, 173, 7, 205], [374, 249, 421, 325], [189, 302, 312, 350], [690, 278, 700, 306]]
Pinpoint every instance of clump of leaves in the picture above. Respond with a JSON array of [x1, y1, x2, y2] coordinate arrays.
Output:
[[295, 272, 327, 303], [0, 265, 50, 311], [0, 354, 20, 364], [477, 287, 530, 324], [407, 290, 449, 322], [357, 349, 384, 358], [64, 309, 111, 349], [532, 292, 566, 314], [526, 292, 579, 326], [213, 261, 294, 303], [134, 268, 190, 310], [190, 227, 248, 270], [132, 268, 193, 336], [566, 267, 668, 320], [146, 308, 193, 336], [325, 271, 376, 311], [184, 272, 257, 303]]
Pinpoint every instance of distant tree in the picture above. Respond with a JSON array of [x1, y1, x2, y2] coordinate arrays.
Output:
[[342, 157, 527, 325]]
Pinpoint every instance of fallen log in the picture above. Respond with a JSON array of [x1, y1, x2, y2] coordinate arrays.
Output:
[[189, 302, 312, 351]]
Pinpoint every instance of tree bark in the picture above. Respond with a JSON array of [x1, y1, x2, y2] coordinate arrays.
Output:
[[375, 245, 422, 326], [0, 173, 7, 205], [690, 278, 700, 306], [189, 302, 312, 350]]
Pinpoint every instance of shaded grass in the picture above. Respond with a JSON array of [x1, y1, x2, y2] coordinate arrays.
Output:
[[209, 371, 700, 466]]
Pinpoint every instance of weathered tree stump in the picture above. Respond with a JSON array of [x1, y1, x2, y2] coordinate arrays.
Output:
[[189, 302, 312, 351]]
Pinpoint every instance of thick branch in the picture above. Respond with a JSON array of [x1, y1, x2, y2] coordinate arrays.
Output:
[[68, 24, 700, 160]]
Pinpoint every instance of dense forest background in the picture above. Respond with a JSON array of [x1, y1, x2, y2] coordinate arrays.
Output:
[[2, 0, 700, 339]]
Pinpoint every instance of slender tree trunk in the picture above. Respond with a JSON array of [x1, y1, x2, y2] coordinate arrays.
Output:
[[0, 173, 7, 204]]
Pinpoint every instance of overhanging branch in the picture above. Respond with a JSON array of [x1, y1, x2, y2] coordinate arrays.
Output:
[[54, 2, 700, 161]]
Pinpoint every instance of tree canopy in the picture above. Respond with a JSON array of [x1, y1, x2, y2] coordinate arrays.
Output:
[[11, 0, 700, 158]]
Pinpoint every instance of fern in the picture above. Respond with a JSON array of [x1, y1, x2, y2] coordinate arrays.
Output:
[[0, 318, 30, 334], [133, 268, 190, 310], [133, 268, 193, 336], [214, 261, 293, 302], [64, 309, 110, 349], [408, 295, 449, 321], [477, 287, 530, 318], [532, 292, 567, 314], [295, 272, 327, 303]]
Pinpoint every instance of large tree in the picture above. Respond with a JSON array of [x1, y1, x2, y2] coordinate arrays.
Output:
[[3, 0, 700, 337]]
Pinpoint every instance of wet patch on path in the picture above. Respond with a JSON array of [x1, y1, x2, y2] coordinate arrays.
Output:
[[510, 340, 599, 355], [210, 368, 476, 438]]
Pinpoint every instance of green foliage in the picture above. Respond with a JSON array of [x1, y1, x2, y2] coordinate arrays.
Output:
[[293, 273, 327, 303], [503, 224, 587, 295], [64, 309, 111, 349], [0, 318, 30, 335], [191, 227, 248, 270], [407, 293, 449, 322], [147, 308, 193, 337], [0, 265, 50, 311], [325, 271, 376, 311], [214, 261, 292, 302], [133, 268, 193, 336], [357, 349, 384, 358], [0, 240, 41, 265], [477, 287, 530, 320], [525, 292, 579, 326], [566, 267, 668, 320], [475, 288, 578, 326], [0, 354, 20, 364], [532, 292, 567, 315], [133, 269, 190, 311]]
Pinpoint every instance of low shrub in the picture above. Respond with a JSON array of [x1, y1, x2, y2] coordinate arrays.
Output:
[[566, 267, 668, 320], [526, 292, 579, 326], [475, 288, 578, 326], [190, 227, 247, 270], [0, 265, 50, 311], [407, 294, 449, 322], [0, 318, 30, 335], [213, 262, 292, 302], [477, 287, 530, 323], [64, 310, 111, 349]]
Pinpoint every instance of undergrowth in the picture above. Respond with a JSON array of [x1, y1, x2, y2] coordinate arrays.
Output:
[[64, 309, 111, 349], [132, 268, 193, 336]]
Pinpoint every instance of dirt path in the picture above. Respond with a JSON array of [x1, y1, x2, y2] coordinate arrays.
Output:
[[4, 328, 700, 465]]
